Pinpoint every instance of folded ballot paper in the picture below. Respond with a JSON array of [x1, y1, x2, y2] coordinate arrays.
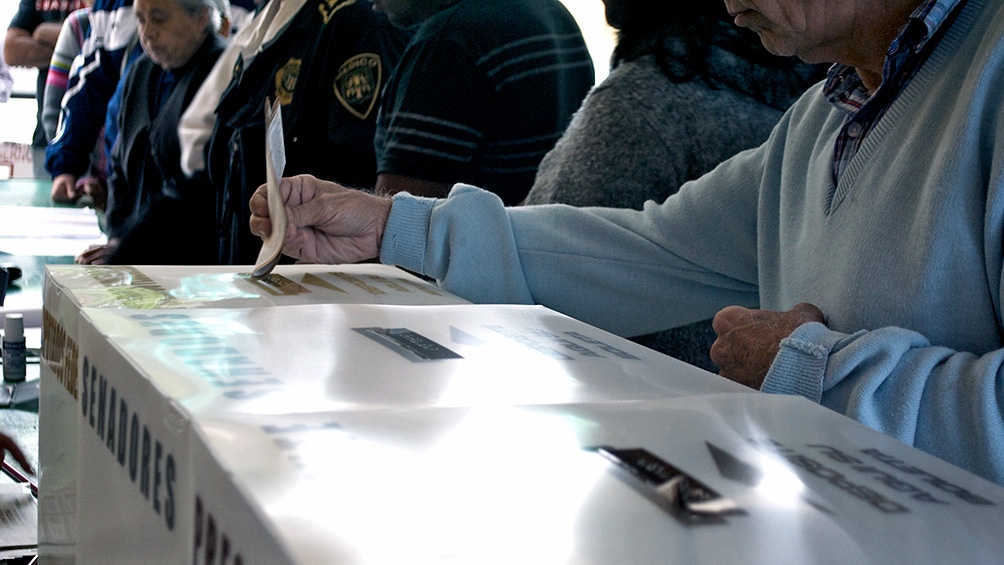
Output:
[[251, 97, 287, 279], [63, 299, 1004, 563], [37, 263, 467, 560]]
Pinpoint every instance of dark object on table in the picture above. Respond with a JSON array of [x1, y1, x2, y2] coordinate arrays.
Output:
[[0, 263, 21, 305], [1, 263, 22, 285]]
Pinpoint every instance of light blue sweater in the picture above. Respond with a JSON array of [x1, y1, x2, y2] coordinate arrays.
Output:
[[380, 0, 1004, 486]]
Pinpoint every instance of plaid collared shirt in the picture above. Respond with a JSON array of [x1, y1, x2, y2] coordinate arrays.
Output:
[[824, 0, 964, 183]]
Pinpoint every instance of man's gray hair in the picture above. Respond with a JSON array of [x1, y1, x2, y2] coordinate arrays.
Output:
[[176, 0, 231, 33]]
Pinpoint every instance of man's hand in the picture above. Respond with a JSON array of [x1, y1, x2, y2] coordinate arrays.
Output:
[[51, 173, 81, 203], [710, 302, 826, 389], [75, 238, 120, 265], [249, 174, 393, 264]]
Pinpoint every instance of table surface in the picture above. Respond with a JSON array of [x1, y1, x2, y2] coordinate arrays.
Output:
[[0, 178, 91, 501], [1, 178, 59, 208], [1, 179, 99, 322]]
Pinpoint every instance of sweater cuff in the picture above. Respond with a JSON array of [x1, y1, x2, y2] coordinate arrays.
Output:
[[761, 322, 848, 402], [380, 193, 437, 275]]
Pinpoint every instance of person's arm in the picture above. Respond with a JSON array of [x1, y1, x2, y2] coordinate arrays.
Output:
[[252, 145, 768, 335], [387, 154, 766, 335], [31, 22, 62, 47], [342, 174, 1004, 487], [3, 26, 57, 68], [42, 11, 87, 142], [45, 0, 136, 181], [761, 319, 1004, 486]]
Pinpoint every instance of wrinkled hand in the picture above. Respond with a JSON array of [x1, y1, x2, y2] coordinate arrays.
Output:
[[0, 432, 33, 475], [710, 302, 825, 389], [75, 238, 120, 265], [51, 173, 80, 203], [249, 174, 392, 264]]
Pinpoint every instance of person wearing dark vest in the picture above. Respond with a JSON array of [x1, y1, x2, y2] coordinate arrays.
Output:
[[75, 0, 228, 265]]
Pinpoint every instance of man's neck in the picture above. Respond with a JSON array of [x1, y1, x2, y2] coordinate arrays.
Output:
[[854, 0, 926, 93]]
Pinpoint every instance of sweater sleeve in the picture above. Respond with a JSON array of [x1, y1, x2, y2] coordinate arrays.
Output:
[[762, 322, 1004, 486], [42, 10, 87, 143], [381, 143, 767, 337]]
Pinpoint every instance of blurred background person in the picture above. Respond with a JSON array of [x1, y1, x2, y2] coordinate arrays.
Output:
[[371, 0, 595, 205], [4, 0, 87, 149], [40, 0, 107, 212], [45, 0, 139, 206], [194, 0, 410, 265], [41, 1, 92, 144], [43, 0, 253, 207], [0, 47, 12, 102], [525, 1, 824, 208], [75, 0, 229, 265]]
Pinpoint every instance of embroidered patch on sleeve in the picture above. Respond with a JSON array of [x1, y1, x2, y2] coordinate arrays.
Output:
[[334, 53, 382, 120], [274, 58, 301, 106]]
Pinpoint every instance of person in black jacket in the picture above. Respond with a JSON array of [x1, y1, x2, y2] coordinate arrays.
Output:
[[205, 0, 411, 266], [75, 0, 228, 265]]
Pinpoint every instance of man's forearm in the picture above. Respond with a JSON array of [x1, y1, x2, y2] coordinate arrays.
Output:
[[3, 29, 55, 68], [31, 22, 62, 47]]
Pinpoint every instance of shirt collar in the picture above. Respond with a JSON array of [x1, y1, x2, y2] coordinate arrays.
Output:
[[823, 0, 964, 108]]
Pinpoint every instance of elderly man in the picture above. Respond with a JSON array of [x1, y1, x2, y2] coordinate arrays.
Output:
[[249, 0, 1004, 487], [74, 0, 228, 265]]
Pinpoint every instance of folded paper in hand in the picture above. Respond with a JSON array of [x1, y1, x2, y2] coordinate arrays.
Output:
[[252, 98, 288, 279]]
